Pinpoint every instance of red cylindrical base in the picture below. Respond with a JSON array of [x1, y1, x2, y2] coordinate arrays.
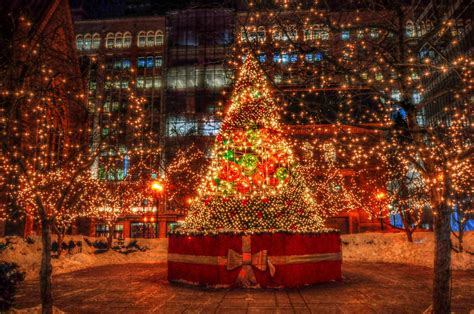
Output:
[[168, 232, 342, 288]]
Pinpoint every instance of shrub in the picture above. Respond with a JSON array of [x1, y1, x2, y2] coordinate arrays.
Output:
[[0, 262, 25, 311]]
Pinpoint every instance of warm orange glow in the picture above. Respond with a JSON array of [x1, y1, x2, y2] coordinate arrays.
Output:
[[151, 181, 164, 192], [375, 192, 386, 200]]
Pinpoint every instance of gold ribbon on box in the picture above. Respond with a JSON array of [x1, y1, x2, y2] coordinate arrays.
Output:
[[168, 235, 342, 288]]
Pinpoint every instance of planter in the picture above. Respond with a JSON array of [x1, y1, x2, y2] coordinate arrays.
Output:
[[168, 231, 342, 288]]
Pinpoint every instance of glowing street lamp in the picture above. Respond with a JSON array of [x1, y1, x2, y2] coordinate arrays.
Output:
[[375, 191, 387, 231], [150, 180, 165, 238]]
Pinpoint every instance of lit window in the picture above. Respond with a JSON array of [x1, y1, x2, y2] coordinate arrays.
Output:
[[137, 31, 146, 47], [115, 33, 123, 48], [406, 21, 415, 38], [200, 119, 221, 136], [341, 30, 350, 40], [370, 28, 379, 39], [155, 31, 164, 46], [145, 76, 153, 89], [356, 29, 364, 39], [274, 74, 282, 83], [137, 76, 145, 88], [155, 56, 162, 67], [313, 24, 329, 40], [137, 57, 146, 68], [76, 35, 83, 50], [412, 91, 422, 104], [146, 56, 154, 68], [114, 59, 122, 69], [122, 59, 131, 69], [375, 73, 383, 81], [304, 29, 311, 41], [304, 53, 313, 62], [289, 53, 298, 63], [153, 76, 162, 89], [92, 33, 100, 49], [282, 54, 289, 64], [83, 34, 92, 50], [204, 65, 230, 89], [167, 116, 197, 136], [106, 33, 114, 48], [146, 31, 155, 47], [315, 52, 323, 61], [391, 89, 401, 101], [273, 53, 282, 63], [258, 54, 266, 63], [121, 79, 129, 89], [257, 26, 266, 42], [123, 32, 132, 48]]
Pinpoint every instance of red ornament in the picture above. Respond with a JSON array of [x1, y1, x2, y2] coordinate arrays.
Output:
[[252, 172, 265, 185], [241, 199, 248, 206], [257, 211, 263, 219], [216, 134, 223, 142], [261, 197, 269, 203], [269, 177, 279, 186]]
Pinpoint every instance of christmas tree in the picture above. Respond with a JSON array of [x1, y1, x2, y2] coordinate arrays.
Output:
[[179, 55, 325, 234]]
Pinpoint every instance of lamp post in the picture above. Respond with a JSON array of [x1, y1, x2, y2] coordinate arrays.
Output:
[[375, 191, 386, 231], [151, 180, 164, 238]]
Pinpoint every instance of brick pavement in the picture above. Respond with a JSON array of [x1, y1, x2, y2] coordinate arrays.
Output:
[[14, 262, 474, 313]]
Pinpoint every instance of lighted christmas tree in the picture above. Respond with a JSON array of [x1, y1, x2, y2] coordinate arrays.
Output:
[[179, 55, 325, 234]]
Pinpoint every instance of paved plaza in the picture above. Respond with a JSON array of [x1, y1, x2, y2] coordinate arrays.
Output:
[[15, 262, 474, 313]]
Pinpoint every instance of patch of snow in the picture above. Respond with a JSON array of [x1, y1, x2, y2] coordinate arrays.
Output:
[[341, 231, 474, 270]]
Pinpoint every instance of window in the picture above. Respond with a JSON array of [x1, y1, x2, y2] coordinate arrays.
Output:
[[122, 59, 131, 69], [341, 30, 350, 40], [115, 32, 123, 48], [123, 32, 132, 48], [257, 26, 266, 42], [137, 31, 146, 47], [145, 76, 153, 89], [166, 67, 198, 90], [106, 33, 114, 48], [83, 34, 92, 50], [155, 31, 164, 46], [370, 28, 379, 39], [137, 76, 145, 88], [313, 24, 329, 40], [167, 116, 197, 136], [315, 52, 323, 61], [258, 54, 266, 63], [204, 65, 230, 89], [153, 76, 161, 89], [273, 53, 282, 63], [92, 33, 100, 49], [406, 21, 415, 38], [76, 35, 83, 50], [356, 29, 364, 39], [391, 89, 401, 101], [146, 31, 155, 47], [282, 54, 289, 64], [200, 119, 221, 136], [146, 56, 154, 68], [154, 56, 162, 67], [289, 53, 298, 63], [304, 53, 313, 62], [412, 91, 422, 104], [137, 57, 146, 68]]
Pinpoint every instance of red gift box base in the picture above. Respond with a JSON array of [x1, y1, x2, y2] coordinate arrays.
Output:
[[168, 232, 342, 288]]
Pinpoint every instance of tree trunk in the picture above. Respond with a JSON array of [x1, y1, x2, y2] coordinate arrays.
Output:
[[107, 224, 114, 250], [40, 218, 53, 314], [405, 228, 414, 243], [56, 232, 64, 257], [432, 196, 452, 314]]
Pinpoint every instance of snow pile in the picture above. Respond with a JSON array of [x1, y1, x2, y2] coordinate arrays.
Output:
[[341, 231, 474, 270], [0, 236, 168, 280], [1, 231, 472, 280]]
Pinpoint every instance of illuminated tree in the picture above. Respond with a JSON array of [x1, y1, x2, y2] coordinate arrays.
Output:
[[237, 1, 472, 312], [180, 55, 325, 233]]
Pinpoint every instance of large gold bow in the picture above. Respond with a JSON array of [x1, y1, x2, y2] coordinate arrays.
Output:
[[226, 236, 276, 287]]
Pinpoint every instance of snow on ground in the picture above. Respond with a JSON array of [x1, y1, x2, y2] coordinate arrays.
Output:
[[0, 236, 168, 280], [1, 231, 472, 280], [341, 231, 474, 270]]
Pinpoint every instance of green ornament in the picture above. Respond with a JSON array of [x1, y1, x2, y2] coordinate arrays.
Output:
[[220, 181, 235, 196], [246, 129, 259, 143], [240, 154, 258, 171], [213, 177, 221, 186], [275, 167, 288, 180], [253, 91, 262, 98], [223, 150, 235, 161]]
